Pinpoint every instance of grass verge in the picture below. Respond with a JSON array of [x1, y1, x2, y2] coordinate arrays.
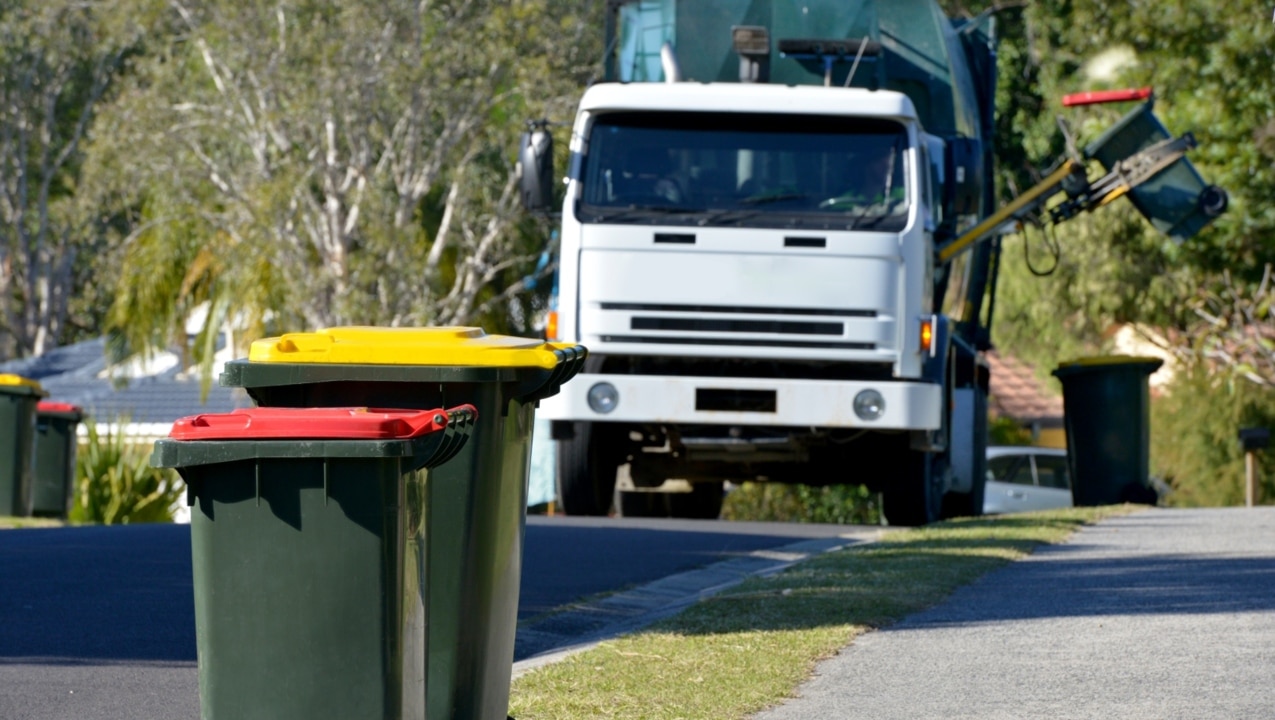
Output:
[[509, 506, 1139, 719], [0, 517, 64, 529]]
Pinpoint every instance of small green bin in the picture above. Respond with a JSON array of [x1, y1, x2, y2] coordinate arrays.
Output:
[[32, 401, 85, 518], [0, 374, 47, 517], [152, 405, 476, 720], [219, 326, 586, 720], [1053, 356, 1163, 506]]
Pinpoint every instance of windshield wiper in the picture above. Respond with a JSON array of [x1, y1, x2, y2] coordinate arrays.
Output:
[[738, 192, 808, 206], [695, 208, 762, 226], [583, 204, 696, 222]]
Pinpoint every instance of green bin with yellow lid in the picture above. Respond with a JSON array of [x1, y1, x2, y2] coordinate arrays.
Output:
[[0, 374, 47, 516], [1053, 356, 1163, 507], [220, 326, 586, 720]]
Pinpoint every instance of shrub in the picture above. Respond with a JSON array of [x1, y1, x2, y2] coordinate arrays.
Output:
[[72, 418, 184, 524], [721, 481, 882, 525], [1151, 364, 1275, 507], [989, 414, 1034, 445]]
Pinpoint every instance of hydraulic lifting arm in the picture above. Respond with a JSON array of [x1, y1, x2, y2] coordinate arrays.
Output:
[[936, 130, 1199, 265], [938, 90, 1227, 354], [937, 90, 1225, 267]]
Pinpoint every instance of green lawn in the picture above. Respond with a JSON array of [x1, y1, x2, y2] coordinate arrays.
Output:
[[0, 516, 64, 529], [510, 506, 1139, 719]]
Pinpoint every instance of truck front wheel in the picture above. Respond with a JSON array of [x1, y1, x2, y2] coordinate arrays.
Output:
[[556, 422, 624, 516]]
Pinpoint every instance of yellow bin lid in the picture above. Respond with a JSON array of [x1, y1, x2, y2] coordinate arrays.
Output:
[[0, 374, 44, 391], [248, 326, 572, 369], [1056, 355, 1165, 369]]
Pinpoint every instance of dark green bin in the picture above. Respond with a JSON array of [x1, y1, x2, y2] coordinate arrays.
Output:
[[1052, 357, 1163, 506], [32, 402, 85, 518], [1084, 100, 1226, 242], [219, 327, 586, 720], [152, 405, 475, 720], [1, 375, 47, 516]]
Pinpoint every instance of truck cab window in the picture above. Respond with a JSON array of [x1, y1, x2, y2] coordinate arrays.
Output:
[[579, 111, 912, 231]]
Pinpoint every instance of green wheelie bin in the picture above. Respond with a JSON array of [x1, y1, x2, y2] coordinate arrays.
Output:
[[0, 374, 47, 516], [32, 402, 85, 518], [219, 326, 586, 720], [152, 405, 476, 720], [1052, 356, 1164, 506]]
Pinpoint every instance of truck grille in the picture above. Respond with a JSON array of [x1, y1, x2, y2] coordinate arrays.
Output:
[[599, 335, 875, 350], [600, 302, 875, 318], [594, 302, 882, 351], [631, 317, 843, 336]]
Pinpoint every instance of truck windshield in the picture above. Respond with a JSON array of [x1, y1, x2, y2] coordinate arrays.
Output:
[[578, 112, 910, 231]]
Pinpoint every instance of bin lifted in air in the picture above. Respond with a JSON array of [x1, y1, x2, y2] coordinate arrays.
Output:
[[938, 88, 1228, 263]]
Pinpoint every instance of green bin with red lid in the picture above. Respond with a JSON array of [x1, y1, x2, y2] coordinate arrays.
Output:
[[151, 404, 476, 720], [0, 374, 47, 516], [32, 401, 85, 518], [219, 326, 586, 720]]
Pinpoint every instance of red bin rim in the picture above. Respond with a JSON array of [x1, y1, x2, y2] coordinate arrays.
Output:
[[167, 406, 474, 441], [37, 401, 82, 414]]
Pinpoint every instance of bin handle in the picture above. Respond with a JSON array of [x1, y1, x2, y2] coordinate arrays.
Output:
[[514, 345, 589, 404], [407, 404, 479, 471]]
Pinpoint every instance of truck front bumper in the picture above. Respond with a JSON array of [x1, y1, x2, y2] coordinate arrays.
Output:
[[540, 374, 942, 430]]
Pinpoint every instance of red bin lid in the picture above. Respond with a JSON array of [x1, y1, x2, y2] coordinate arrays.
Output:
[[38, 401, 82, 414], [167, 406, 468, 441]]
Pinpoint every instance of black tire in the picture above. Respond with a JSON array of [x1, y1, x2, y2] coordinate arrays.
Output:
[[615, 490, 665, 518], [666, 482, 725, 520], [883, 452, 943, 526], [940, 454, 986, 520], [556, 422, 623, 516]]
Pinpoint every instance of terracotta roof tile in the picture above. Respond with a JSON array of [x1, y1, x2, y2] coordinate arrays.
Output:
[[986, 350, 1063, 423]]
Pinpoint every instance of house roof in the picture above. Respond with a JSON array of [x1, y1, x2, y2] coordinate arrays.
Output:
[[986, 350, 1064, 425], [0, 338, 251, 426]]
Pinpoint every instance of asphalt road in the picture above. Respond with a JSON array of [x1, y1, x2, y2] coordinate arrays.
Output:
[[755, 507, 1275, 720], [0, 516, 864, 719]]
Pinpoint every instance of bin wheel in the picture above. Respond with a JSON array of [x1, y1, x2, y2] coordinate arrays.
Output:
[[557, 422, 622, 516], [883, 451, 943, 526]]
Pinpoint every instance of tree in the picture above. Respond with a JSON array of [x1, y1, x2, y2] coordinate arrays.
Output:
[[95, 0, 601, 372], [0, 1, 135, 358], [938, 1, 1273, 393]]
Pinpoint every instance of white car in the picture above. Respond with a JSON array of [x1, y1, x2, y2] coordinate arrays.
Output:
[[983, 446, 1073, 515]]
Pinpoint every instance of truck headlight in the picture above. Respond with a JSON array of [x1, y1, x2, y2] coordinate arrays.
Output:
[[853, 389, 886, 421], [587, 382, 619, 414]]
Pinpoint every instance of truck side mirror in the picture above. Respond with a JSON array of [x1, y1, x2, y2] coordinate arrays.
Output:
[[945, 137, 984, 216], [518, 126, 555, 213]]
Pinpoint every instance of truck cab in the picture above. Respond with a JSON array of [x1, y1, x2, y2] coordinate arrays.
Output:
[[528, 0, 997, 524], [540, 82, 969, 522]]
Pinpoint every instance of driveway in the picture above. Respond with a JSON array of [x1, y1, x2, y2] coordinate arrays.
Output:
[[755, 507, 1275, 720]]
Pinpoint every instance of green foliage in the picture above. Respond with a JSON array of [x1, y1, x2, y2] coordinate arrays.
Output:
[[989, 414, 1033, 446], [71, 418, 183, 524], [722, 482, 882, 526], [0, 0, 141, 359], [1151, 365, 1275, 507], [87, 0, 603, 384]]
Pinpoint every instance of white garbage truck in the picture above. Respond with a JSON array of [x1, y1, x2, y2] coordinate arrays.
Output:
[[518, 0, 1225, 524]]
